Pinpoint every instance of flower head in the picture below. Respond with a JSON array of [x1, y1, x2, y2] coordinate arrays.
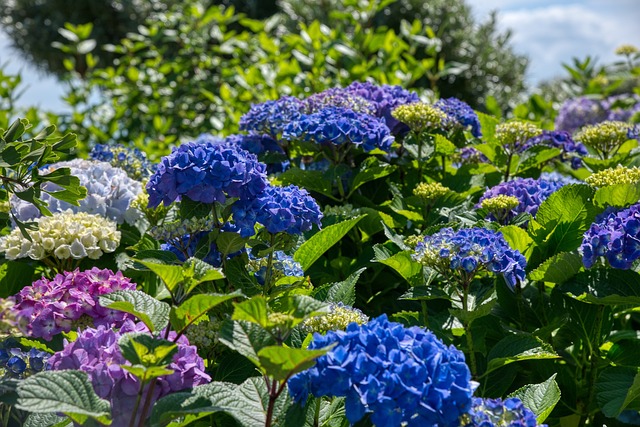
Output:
[[11, 159, 143, 225], [413, 227, 526, 289], [434, 97, 482, 138], [495, 121, 541, 153], [300, 303, 369, 334], [413, 182, 450, 205], [391, 102, 447, 133], [304, 88, 376, 115], [616, 44, 639, 56], [0, 347, 50, 379], [288, 315, 474, 427], [521, 130, 588, 169], [146, 140, 268, 207], [239, 96, 305, 137], [555, 97, 608, 134], [185, 315, 226, 358], [585, 165, 640, 187], [458, 146, 489, 164], [574, 121, 638, 159], [0, 211, 120, 261], [481, 195, 520, 224], [581, 203, 640, 269], [90, 144, 156, 180], [461, 397, 546, 427]]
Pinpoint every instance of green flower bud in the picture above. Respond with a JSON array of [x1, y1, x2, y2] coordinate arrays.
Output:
[[392, 103, 447, 132], [585, 165, 640, 187], [301, 303, 369, 334], [495, 121, 541, 150], [616, 44, 639, 56], [413, 182, 450, 204], [574, 121, 634, 158]]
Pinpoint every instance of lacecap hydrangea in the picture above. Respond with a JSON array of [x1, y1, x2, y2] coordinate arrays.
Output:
[[11, 268, 136, 341], [300, 302, 369, 334], [574, 120, 638, 159], [288, 315, 474, 427], [282, 106, 394, 153], [89, 143, 156, 181], [11, 159, 143, 225], [232, 184, 323, 237], [146, 140, 268, 207], [413, 227, 526, 289], [461, 397, 546, 427], [47, 320, 210, 427], [434, 97, 482, 138], [581, 203, 640, 269]]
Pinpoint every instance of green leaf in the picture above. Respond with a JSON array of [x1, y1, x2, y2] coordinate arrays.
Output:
[[348, 159, 396, 195], [136, 260, 184, 293], [508, 374, 561, 423], [596, 367, 640, 417], [433, 134, 457, 155], [529, 252, 582, 283], [170, 292, 242, 335], [398, 285, 449, 301], [593, 182, 640, 208], [218, 320, 276, 365], [225, 256, 262, 297], [270, 295, 330, 327], [477, 112, 499, 143], [179, 196, 212, 219], [232, 296, 270, 328], [294, 216, 365, 271], [99, 290, 170, 332], [257, 346, 328, 380], [24, 413, 71, 427], [181, 257, 226, 294], [122, 365, 174, 380], [216, 232, 249, 255], [275, 168, 336, 200], [118, 333, 177, 368], [486, 334, 559, 375], [16, 371, 111, 425], [374, 249, 423, 286], [450, 299, 496, 324], [559, 268, 640, 305], [499, 225, 534, 258], [312, 268, 364, 306]]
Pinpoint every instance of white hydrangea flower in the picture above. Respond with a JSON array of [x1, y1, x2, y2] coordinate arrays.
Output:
[[10, 159, 143, 225], [0, 211, 120, 261]]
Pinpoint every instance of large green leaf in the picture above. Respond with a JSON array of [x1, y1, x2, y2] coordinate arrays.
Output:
[[23, 413, 71, 427], [218, 320, 276, 365], [594, 182, 640, 208], [294, 216, 365, 271], [136, 260, 184, 293], [16, 371, 111, 425], [559, 268, 640, 305], [500, 225, 534, 257], [529, 252, 582, 283], [99, 290, 170, 332], [275, 168, 336, 200], [486, 334, 559, 375], [232, 296, 270, 328], [118, 333, 177, 368], [348, 158, 396, 195], [374, 248, 423, 286], [596, 367, 640, 417], [257, 346, 327, 381], [312, 268, 365, 306], [508, 374, 561, 423], [170, 291, 242, 335]]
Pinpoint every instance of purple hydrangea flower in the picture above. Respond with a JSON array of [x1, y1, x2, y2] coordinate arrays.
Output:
[[463, 397, 546, 426], [413, 227, 527, 290], [232, 184, 323, 237], [282, 107, 394, 153], [435, 97, 482, 138], [581, 203, 640, 269], [478, 178, 566, 222], [239, 96, 305, 137], [555, 97, 607, 134], [288, 315, 474, 427], [146, 141, 268, 207], [521, 130, 588, 169], [47, 320, 210, 426], [11, 268, 136, 341], [304, 87, 376, 115], [458, 146, 489, 164]]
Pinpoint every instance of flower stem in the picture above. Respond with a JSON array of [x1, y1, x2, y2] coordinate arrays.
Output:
[[462, 284, 477, 377], [137, 379, 158, 427]]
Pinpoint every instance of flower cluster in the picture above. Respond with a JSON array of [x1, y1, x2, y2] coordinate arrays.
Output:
[[391, 102, 447, 133], [247, 251, 304, 286], [458, 146, 489, 164], [239, 96, 305, 137], [0, 299, 18, 338], [149, 216, 216, 242], [223, 133, 289, 174], [603, 94, 640, 123], [0, 347, 50, 379], [47, 320, 211, 426], [581, 203, 640, 269], [615, 44, 639, 56], [414, 182, 450, 204], [461, 397, 545, 427], [481, 195, 520, 224], [585, 165, 640, 187], [160, 231, 222, 266], [304, 88, 376, 115], [413, 227, 526, 289], [146, 140, 268, 207], [89, 143, 156, 180], [11, 268, 136, 340], [495, 121, 541, 153], [232, 184, 323, 237], [300, 303, 369, 334], [478, 178, 565, 222], [0, 211, 120, 261], [11, 159, 143, 225], [521, 130, 588, 169], [288, 315, 474, 427], [282, 106, 394, 153], [555, 97, 608, 134], [540, 171, 582, 186], [434, 97, 482, 138], [185, 315, 225, 358], [574, 121, 638, 159]]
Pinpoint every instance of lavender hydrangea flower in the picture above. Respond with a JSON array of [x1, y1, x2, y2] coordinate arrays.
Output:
[[232, 184, 323, 237], [288, 315, 474, 427], [555, 97, 607, 134], [47, 320, 210, 427], [146, 140, 268, 207], [478, 178, 566, 222], [462, 397, 546, 426], [239, 96, 305, 137], [0, 347, 50, 379], [580, 203, 640, 269], [11, 159, 143, 225], [304, 87, 376, 115], [458, 146, 489, 164], [521, 130, 588, 169], [90, 143, 156, 180], [11, 268, 136, 341], [435, 97, 482, 138], [413, 227, 527, 289]]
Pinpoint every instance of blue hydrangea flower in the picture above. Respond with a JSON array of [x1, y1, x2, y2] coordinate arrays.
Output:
[[521, 130, 588, 169], [90, 143, 156, 180], [232, 184, 323, 237], [540, 171, 582, 186], [288, 315, 474, 427], [458, 146, 489, 164], [304, 88, 376, 115], [580, 203, 640, 269], [0, 347, 50, 379], [239, 96, 305, 137], [161, 231, 223, 267], [555, 97, 607, 134], [146, 141, 268, 207], [462, 397, 546, 426], [282, 107, 394, 153], [435, 97, 482, 138], [478, 178, 566, 222], [247, 250, 304, 286], [413, 227, 527, 289]]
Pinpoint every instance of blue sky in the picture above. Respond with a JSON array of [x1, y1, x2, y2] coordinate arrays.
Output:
[[0, 0, 638, 112]]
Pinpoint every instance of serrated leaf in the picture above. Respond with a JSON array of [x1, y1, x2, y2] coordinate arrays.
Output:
[[560, 268, 640, 305], [24, 413, 71, 427], [313, 268, 364, 305], [99, 290, 170, 332], [375, 250, 423, 286], [398, 286, 448, 300], [529, 252, 582, 283], [136, 260, 184, 293], [596, 367, 640, 417], [433, 134, 457, 155], [593, 182, 640, 208], [294, 216, 364, 271], [218, 320, 276, 365], [181, 257, 226, 294], [233, 296, 270, 328], [500, 225, 534, 256], [508, 374, 561, 423], [450, 299, 496, 324], [257, 346, 327, 381], [216, 232, 249, 255], [275, 168, 336, 200], [270, 295, 330, 327], [486, 334, 559, 375], [16, 371, 111, 425], [171, 292, 242, 335], [118, 333, 177, 368]]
